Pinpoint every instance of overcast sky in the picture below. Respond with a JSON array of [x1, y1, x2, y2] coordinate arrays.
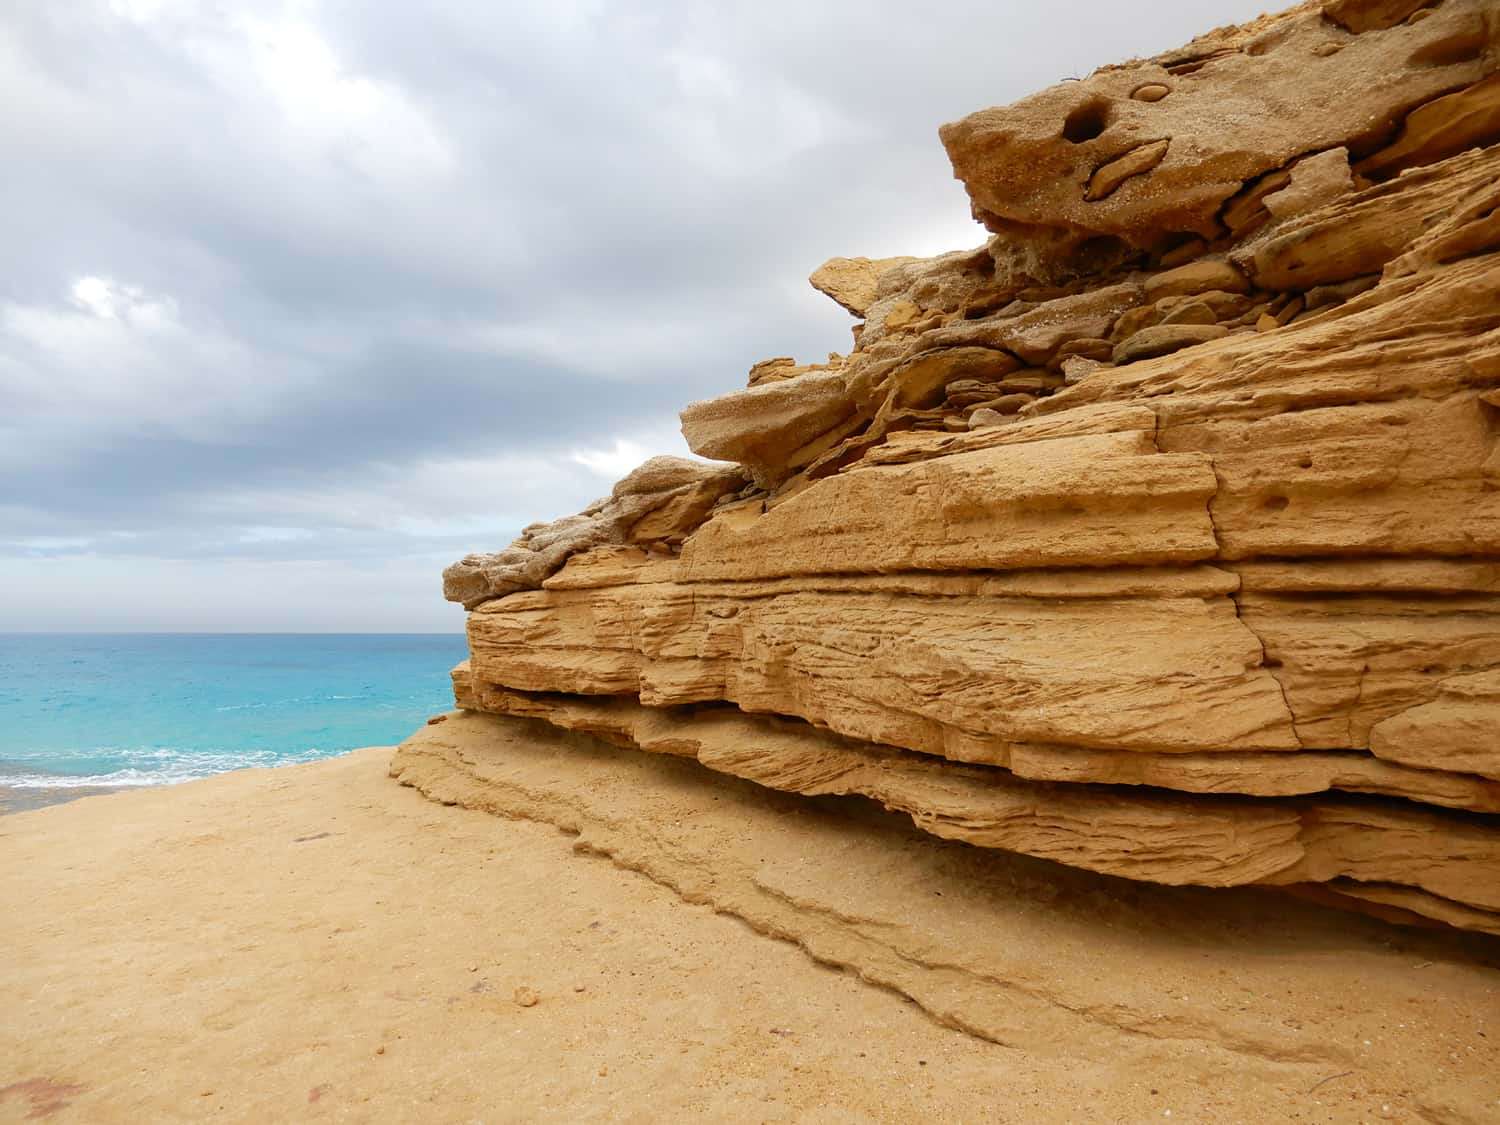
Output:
[[0, 0, 1271, 631]]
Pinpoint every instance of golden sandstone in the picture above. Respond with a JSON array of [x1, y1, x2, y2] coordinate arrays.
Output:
[[409, 0, 1500, 937]]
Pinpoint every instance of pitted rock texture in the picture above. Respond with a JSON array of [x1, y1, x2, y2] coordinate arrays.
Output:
[[428, 0, 1500, 935], [442, 455, 744, 608], [941, 0, 1499, 279]]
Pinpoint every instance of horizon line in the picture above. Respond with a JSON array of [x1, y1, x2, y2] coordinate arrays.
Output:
[[0, 630, 468, 636]]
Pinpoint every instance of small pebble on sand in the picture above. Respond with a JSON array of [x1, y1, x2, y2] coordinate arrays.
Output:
[[514, 986, 541, 1008]]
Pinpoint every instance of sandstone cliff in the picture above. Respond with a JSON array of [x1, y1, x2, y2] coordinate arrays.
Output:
[[406, 0, 1500, 937]]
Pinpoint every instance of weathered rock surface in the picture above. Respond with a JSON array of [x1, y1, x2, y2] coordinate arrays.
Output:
[[441, 682, 1500, 919], [940, 0, 1499, 279], [412, 0, 1500, 936], [808, 255, 918, 317], [680, 368, 856, 487], [442, 456, 744, 608]]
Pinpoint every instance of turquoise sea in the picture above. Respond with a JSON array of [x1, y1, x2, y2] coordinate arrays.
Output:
[[0, 634, 468, 790]]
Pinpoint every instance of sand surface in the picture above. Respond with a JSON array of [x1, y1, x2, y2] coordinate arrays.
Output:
[[0, 747, 1133, 1123], [3, 740, 1497, 1123]]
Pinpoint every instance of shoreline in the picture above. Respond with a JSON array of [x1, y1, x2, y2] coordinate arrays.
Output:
[[0, 747, 379, 816], [0, 782, 128, 815]]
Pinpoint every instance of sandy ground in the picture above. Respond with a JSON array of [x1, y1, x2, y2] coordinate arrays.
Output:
[[4, 740, 1498, 1123], [0, 747, 1140, 1123]]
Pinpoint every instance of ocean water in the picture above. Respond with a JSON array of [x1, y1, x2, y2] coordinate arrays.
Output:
[[0, 634, 469, 790]]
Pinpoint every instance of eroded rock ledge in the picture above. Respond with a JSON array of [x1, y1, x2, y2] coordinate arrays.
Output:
[[390, 709, 1500, 1121], [414, 0, 1500, 936]]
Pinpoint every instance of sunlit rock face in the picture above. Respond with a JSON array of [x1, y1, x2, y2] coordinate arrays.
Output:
[[412, 0, 1500, 937]]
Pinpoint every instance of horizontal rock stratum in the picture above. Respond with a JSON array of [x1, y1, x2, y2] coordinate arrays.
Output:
[[408, 0, 1500, 937]]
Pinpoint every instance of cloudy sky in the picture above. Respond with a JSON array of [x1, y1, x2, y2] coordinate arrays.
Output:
[[1, 0, 1270, 631]]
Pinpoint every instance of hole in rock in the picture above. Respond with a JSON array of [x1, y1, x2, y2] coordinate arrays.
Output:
[[1263, 494, 1291, 511], [1154, 231, 1199, 259], [1297, 456, 1314, 469], [1062, 98, 1112, 143], [966, 254, 997, 279], [1073, 234, 1134, 272], [963, 301, 1004, 321], [1164, 52, 1230, 77]]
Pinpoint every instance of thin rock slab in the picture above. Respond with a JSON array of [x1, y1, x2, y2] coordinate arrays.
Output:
[[466, 563, 1299, 757], [445, 686, 1500, 929]]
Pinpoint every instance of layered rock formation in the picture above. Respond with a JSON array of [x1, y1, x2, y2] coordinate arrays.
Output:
[[404, 0, 1500, 936]]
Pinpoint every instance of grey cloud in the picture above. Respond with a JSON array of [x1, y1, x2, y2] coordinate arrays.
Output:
[[0, 0, 1271, 630]]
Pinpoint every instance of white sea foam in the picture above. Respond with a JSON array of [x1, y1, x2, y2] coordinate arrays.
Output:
[[0, 746, 337, 789], [214, 693, 367, 712]]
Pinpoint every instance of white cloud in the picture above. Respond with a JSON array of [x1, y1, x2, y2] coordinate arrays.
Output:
[[0, 553, 466, 631], [70, 275, 121, 318], [0, 277, 302, 466], [107, 0, 177, 24], [6, 536, 96, 553], [235, 13, 454, 185], [660, 47, 875, 178], [203, 447, 611, 535], [236, 525, 315, 544], [571, 421, 697, 480], [447, 310, 731, 379], [68, 275, 177, 325], [571, 439, 650, 479]]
